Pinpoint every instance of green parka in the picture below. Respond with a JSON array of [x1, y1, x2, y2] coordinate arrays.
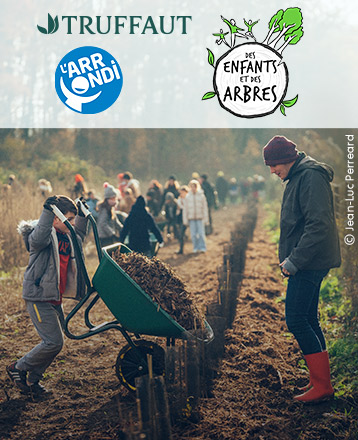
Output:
[[279, 153, 341, 274]]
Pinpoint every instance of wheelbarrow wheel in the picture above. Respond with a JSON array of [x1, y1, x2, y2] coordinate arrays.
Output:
[[115, 340, 165, 391]]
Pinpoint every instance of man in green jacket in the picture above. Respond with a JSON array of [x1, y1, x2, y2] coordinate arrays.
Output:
[[263, 135, 341, 403]]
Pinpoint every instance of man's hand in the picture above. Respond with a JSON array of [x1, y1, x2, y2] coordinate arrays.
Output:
[[43, 196, 58, 211], [279, 260, 291, 277]]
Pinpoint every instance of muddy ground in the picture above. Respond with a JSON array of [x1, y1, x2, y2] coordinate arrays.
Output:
[[0, 206, 357, 439]]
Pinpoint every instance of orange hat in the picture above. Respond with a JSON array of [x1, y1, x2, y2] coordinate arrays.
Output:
[[75, 174, 84, 182]]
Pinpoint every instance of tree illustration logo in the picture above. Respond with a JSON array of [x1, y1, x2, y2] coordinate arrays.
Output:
[[37, 14, 59, 34], [202, 8, 303, 118]]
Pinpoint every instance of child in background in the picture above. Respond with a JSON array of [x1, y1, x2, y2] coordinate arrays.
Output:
[[7, 195, 87, 395], [97, 183, 123, 247]]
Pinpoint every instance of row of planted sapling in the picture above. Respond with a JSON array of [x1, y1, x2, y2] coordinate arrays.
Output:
[[111, 202, 258, 439], [57, 199, 257, 439], [204, 201, 258, 396]]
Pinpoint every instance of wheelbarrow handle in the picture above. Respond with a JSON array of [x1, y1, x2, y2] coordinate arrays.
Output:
[[50, 204, 67, 222], [50, 204, 92, 291], [51, 200, 102, 263], [75, 198, 91, 218]]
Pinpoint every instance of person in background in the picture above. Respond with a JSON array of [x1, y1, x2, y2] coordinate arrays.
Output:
[[7, 195, 87, 395], [228, 177, 240, 204], [122, 172, 141, 198], [163, 175, 180, 201], [8, 174, 17, 187], [200, 174, 216, 234], [86, 190, 99, 220], [252, 174, 265, 199], [176, 185, 189, 254], [119, 187, 136, 214], [37, 179, 53, 199], [183, 180, 209, 253], [97, 183, 123, 247], [239, 177, 250, 201], [5, 174, 20, 192], [72, 174, 87, 199], [146, 180, 163, 217], [117, 173, 126, 199], [164, 192, 178, 240], [119, 196, 163, 256], [215, 171, 229, 208], [263, 135, 341, 403]]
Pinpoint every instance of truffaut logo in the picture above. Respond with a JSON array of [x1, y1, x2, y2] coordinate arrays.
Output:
[[55, 46, 123, 114], [37, 14, 59, 34], [36, 15, 192, 35], [202, 7, 303, 118]]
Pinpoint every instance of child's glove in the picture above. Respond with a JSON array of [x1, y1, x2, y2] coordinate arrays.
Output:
[[43, 196, 58, 211]]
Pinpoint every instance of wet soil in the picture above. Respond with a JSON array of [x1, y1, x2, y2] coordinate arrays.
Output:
[[0, 206, 357, 440]]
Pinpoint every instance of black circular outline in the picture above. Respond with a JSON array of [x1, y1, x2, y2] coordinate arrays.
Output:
[[213, 42, 289, 119]]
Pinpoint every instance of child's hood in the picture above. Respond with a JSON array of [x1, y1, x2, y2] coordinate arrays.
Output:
[[17, 219, 39, 251]]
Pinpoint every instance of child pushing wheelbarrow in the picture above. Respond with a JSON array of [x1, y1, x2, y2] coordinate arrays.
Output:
[[8, 195, 213, 394]]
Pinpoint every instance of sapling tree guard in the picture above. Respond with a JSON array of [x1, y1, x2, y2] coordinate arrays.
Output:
[[203, 7, 304, 118]]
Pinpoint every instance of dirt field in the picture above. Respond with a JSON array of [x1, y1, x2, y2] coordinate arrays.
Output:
[[0, 206, 357, 439]]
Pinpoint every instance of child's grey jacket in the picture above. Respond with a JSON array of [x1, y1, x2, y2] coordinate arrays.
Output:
[[18, 209, 87, 302]]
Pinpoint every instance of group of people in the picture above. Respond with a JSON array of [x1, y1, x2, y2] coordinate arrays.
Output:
[[65, 171, 228, 257], [7, 136, 341, 406], [91, 174, 213, 256]]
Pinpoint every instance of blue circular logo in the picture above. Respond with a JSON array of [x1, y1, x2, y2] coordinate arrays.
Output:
[[55, 46, 123, 114]]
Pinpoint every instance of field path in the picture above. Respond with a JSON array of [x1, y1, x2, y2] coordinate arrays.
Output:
[[0, 206, 356, 439]]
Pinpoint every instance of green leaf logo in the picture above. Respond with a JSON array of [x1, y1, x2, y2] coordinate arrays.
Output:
[[37, 25, 48, 34], [280, 95, 298, 116], [37, 14, 59, 34], [207, 49, 215, 67], [282, 95, 298, 108], [202, 92, 216, 100]]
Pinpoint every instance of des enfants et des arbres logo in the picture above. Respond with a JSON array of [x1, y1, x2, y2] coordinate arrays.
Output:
[[202, 7, 304, 119]]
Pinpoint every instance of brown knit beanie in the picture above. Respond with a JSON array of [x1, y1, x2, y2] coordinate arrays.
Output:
[[263, 136, 299, 166]]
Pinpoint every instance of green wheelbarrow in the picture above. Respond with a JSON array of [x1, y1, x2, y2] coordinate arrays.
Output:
[[51, 201, 214, 391]]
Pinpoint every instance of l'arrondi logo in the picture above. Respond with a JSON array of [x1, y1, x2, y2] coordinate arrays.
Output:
[[55, 46, 123, 114], [202, 7, 303, 118], [37, 14, 59, 34]]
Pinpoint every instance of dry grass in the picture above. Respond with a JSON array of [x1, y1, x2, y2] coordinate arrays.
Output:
[[0, 183, 69, 272]]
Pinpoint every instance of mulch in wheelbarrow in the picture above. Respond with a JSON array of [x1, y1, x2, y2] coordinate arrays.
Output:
[[112, 249, 206, 332]]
